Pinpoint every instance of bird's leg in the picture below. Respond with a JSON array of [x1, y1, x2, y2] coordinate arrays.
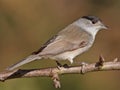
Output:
[[56, 61, 62, 67], [56, 61, 69, 69], [63, 64, 70, 68]]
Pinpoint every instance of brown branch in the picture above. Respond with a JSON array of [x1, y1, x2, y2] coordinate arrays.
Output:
[[0, 56, 120, 88]]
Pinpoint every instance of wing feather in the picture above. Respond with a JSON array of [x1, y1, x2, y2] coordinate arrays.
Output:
[[34, 24, 91, 56]]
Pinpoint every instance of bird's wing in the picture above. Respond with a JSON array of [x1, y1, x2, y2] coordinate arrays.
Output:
[[32, 24, 91, 56]]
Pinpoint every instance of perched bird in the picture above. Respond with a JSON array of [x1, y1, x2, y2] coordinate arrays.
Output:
[[6, 15, 108, 70]]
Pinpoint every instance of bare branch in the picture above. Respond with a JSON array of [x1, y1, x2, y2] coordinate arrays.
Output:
[[0, 57, 120, 88]]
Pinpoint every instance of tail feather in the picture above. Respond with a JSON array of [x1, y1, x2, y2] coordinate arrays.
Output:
[[6, 55, 41, 71]]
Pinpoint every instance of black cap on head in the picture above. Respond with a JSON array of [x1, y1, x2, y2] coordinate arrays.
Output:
[[82, 16, 101, 24]]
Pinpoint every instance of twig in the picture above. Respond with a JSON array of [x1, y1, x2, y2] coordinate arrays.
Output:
[[0, 56, 120, 88]]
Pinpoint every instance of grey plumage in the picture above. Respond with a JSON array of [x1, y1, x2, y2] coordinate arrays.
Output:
[[6, 55, 41, 70], [6, 16, 107, 70]]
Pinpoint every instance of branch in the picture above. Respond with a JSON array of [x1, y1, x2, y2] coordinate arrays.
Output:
[[0, 56, 120, 88]]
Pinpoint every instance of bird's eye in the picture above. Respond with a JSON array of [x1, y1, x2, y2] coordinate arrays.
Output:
[[91, 20, 97, 24], [92, 21, 95, 24]]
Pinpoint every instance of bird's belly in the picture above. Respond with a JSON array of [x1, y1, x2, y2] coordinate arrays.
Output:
[[51, 45, 92, 61]]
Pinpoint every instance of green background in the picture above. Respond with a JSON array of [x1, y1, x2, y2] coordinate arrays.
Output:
[[0, 0, 120, 90]]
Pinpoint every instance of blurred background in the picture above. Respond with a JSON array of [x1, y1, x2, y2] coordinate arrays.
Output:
[[0, 0, 120, 90]]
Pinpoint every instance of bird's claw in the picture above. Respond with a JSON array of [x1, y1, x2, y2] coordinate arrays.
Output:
[[56, 61, 69, 69]]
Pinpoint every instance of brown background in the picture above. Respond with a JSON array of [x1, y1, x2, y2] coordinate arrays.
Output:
[[0, 0, 120, 90]]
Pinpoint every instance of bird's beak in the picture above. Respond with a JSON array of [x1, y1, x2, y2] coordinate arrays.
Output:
[[101, 24, 108, 30]]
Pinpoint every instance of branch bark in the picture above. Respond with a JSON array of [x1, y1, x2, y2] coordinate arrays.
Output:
[[0, 56, 120, 88]]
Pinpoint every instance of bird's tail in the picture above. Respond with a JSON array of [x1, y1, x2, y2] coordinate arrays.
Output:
[[6, 55, 41, 71]]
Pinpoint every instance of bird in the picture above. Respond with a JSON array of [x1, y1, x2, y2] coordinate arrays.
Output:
[[6, 15, 108, 70]]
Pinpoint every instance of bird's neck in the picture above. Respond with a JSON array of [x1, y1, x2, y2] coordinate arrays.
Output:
[[74, 21, 100, 39], [84, 27, 100, 39]]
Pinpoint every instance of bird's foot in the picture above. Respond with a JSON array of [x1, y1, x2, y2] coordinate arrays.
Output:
[[63, 64, 70, 68], [56, 61, 69, 69], [56, 61, 62, 67]]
